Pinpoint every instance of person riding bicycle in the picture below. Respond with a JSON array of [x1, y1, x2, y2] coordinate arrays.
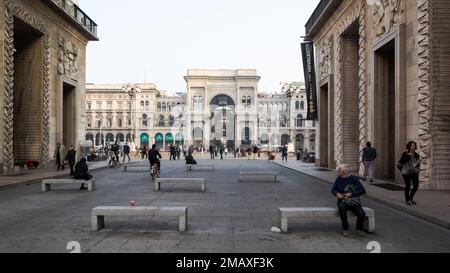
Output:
[[148, 144, 162, 176]]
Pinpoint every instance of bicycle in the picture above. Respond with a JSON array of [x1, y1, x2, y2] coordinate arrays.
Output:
[[150, 162, 160, 180]]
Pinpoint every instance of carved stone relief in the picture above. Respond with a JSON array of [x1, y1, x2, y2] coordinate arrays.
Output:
[[57, 35, 79, 79], [373, 0, 403, 37], [319, 36, 332, 79]]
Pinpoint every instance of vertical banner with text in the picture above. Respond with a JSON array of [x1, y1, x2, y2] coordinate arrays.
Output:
[[301, 42, 318, 120]]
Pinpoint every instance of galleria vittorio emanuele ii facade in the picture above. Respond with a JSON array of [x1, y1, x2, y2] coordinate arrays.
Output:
[[85, 69, 316, 154]]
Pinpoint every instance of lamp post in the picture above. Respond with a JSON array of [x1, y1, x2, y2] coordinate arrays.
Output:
[[123, 84, 142, 151]]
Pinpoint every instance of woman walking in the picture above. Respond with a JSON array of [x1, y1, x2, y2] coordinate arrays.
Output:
[[397, 141, 421, 206]]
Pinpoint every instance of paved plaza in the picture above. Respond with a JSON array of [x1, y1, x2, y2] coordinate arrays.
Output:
[[0, 159, 449, 253]]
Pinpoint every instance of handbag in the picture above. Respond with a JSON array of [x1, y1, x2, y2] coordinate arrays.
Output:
[[343, 184, 361, 206]]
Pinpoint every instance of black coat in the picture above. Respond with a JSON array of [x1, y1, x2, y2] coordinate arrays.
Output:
[[66, 149, 77, 165], [74, 159, 89, 180]]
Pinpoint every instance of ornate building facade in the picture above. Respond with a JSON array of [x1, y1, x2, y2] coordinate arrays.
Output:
[[85, 70, 316, 153], [0, 0, 98, 173], [305, 0, 450, 189]]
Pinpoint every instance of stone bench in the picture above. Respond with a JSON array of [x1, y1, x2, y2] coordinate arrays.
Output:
[[41, 179, 95, 192], [186, 164, 215, 171], [123, 165, 150, 172], [155, 178, 206, 192], [91, 206, 188, 232], [239, 171, 278, 183], [278, 207, 375, 233]]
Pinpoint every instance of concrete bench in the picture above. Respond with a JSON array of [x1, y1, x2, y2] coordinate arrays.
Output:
[[123, 165, 150, 172], [239, 171, 278, 183], [91, 206, 188, 232], [186, 164, 215, 171], [278, 207, 375, 233], [155, 178, 206, 192], [41, 179, 95, 192]]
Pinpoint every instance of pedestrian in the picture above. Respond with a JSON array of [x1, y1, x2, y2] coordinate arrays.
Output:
[[186, 153, 197, 165], [113, 142, 120, 164], [253, 145, 258, 160], [246, 146, 252, 160], [397, 141, 421, 206], [108, 147, 117, 167], [209, 144, 215, 160], [73, 158, 92, 190], [188, 145, 194, 156], [362, 142, 377, 183], [331, 164, 367, 237], [54, 143, 67, 171], [281, 145, 288, 162], [177, 145, 181, 160], [220, 144, 224, 160], [65, 145, 77, 177], [122, 143, 131, 162]]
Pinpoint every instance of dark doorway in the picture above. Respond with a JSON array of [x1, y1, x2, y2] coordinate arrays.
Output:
[[13, 18, 44, 163], [63, 82, 76, 150], [319, 82, 333, 168], [375, 40, 396, 181]]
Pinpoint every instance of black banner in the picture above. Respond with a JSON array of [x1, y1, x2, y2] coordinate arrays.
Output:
[[301, 42, 318, 120]]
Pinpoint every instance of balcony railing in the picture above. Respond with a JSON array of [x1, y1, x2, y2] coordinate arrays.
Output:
[[305, 0, 342, 37], [50, 0, 98, 38]]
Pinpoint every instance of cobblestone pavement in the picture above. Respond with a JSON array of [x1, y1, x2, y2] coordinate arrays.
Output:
[[0, 159, 449, 253]]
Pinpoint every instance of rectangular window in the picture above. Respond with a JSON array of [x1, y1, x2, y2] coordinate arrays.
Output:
[[87, 102, 91, 110], [107, 101, 112, 110]]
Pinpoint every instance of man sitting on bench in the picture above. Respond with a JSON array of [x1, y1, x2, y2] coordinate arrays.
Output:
[[74, 158, 93, 190], [186, 154, 197, 165], [331, 164, 367, 237]]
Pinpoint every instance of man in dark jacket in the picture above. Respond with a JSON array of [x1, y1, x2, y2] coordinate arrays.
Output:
[[65, 145, 77, 177], [148, 144, 162, 174], [122, 143, 130, 162], [74, 158, 92, 190], [331, 164, 367, 237], [362, 142, 377, 182]]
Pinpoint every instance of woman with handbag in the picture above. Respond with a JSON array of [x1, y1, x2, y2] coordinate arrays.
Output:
[[397, 141, 421, 206]]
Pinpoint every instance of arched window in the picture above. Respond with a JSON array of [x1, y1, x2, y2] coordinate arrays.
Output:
[[295, 101, 300, 110], [145, 101, 150, 111], [300, 101, 305, 110], [162, 102, 166, 112], [142, 114, 148, 127], [157, 102, 161, 112], [169, 115, 174, 126], [297, 114, 305, 127], [117, 118, 122, 128], [159, 115, 165, 127], [140, 101, 144, 110], [193, 96, 203, 111], [280, 115, 287, 127]]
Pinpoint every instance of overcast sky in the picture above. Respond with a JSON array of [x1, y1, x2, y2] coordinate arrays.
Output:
[[83, 0, 320, 94]]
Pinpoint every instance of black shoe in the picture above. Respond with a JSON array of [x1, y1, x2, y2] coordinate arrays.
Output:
[[406, 201, 412, 206], [411, 199, 417, 205]]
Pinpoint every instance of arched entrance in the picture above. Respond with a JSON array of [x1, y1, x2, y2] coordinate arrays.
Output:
[[210, 94, 236, 149], [105, 133, 114, 145], [95, 133, 104, 146], [281, 134, 291, 146], [175, 133, 184, 145], [165, 133, 174, 150], [116, 133, 125, 143], [155, 133, 164, 150], [85, 133, 94, 141], [140, 133, 149, 147], [295, 134, 304, 150]]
